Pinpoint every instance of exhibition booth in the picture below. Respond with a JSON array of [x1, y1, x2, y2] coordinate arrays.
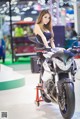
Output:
[[0, 0, 80, 119]]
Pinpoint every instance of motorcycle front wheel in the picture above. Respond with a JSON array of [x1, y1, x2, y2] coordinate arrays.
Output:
[[58, 81, 75, 119]]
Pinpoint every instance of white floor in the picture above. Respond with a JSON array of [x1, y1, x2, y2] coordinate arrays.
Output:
[[0, 62, 80, 119]]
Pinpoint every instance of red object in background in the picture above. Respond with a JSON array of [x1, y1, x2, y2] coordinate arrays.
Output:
[[13, 37, 37, 55], [13, 21, 35, 25], [74, 55, 80, 59], [12, 21, 36, 61], [15, 46, 36, 53]]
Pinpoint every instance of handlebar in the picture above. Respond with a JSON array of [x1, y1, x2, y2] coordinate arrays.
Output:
[[35, 47, 63, 53], [67, 46, 80, 54], [35, 46, 50, 51], [35, 45, 80, 58], [72, 46, 80, 49]]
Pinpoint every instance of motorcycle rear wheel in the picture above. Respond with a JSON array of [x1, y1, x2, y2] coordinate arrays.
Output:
[[39, 66, 51, 103], [58, 80, 75, 119]]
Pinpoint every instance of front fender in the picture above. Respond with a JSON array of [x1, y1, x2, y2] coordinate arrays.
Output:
[[57, 78, 74, 96]]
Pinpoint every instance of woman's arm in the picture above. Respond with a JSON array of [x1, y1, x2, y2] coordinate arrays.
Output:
[[34, 24, 50, 48], [50, 37, 55, 48], [50, 29, 55, 48]]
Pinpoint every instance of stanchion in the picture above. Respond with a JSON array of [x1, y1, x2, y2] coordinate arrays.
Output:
[[35, 84, 43, 106]]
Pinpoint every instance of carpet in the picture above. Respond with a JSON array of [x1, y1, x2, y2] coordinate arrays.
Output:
[[0, 56, 31, 66]]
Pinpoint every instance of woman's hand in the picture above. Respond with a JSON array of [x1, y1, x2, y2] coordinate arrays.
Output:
[[50, 37, 55, 48], [50, 37, 54, 41], [50, 39, 55, 48], [46, 46, 51, 48]]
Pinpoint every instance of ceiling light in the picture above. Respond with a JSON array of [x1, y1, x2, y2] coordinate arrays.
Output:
[[22, 6, 30, 11], [13, 1, 17, 5], [22, 8, 29, 11], [5, 16, 21, 21], [6, 2, 9, 7], [24, 17, 33, 22], [4, 7, 7, 11], [2, 4, 6, 7], [19, 12, 25, 15], [31, 11, 37, 14], [38, 0, 45, 5], [11, 6, 15, 10], [14, 7, 20, 13], [6, 10, 9, 13], [0, 11, 5, 14], [11, 0, 17, 5], [28, 1, 33, 6]]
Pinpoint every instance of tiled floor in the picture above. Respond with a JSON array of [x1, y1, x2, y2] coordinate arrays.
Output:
[[0, 61, 80, 119]]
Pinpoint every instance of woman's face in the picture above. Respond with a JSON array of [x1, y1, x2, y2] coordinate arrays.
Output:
[[42, 13, 50, 25]]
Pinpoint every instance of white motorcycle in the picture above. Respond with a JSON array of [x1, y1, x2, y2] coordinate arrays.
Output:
[[31, 38, 80, 119], [37, 46, 79, 119]]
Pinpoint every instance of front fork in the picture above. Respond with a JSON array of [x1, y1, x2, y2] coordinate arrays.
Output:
[[69, 72, 75, 82], [54, 72, 75, 98]]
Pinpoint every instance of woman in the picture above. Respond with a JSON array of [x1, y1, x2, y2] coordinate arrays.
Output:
[[34, 9, 55, 48], [34, 9, 55, 82]]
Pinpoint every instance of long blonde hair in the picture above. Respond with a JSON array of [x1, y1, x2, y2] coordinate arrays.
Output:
[[36, 10, 52, 32]]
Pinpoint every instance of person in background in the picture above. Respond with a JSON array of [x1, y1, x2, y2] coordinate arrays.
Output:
[[65, 25, 72, 39], [0, 32, 6, 63], [70, 26, 77, 39], [65, 25, 77, 39], [23, 26, 28, 36], [34, 9, 55, 48], [14, 25, 24, 37], [0, 30, 3, 41], [26, 25, 33, 36], [2, 22, 10, 36]]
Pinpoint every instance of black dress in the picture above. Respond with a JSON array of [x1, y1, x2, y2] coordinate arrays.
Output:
[[36, 32, 52, 61], [36, 31, 52, 47]]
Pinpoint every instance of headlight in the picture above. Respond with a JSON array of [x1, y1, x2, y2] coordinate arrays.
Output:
[[55, 58, 73, 71]]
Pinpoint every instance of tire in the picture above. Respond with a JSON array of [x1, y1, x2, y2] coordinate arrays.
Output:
[[58, 81, 75, 119], [39, 66, 51, 103]]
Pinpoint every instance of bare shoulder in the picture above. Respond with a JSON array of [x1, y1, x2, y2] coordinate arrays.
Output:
[[34, 24, 40, 29], [34, 24, 41, 34]]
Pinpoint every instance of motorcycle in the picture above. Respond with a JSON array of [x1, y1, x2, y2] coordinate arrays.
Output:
[[36, 46, 80, 119], [31, 37, 80, 119]]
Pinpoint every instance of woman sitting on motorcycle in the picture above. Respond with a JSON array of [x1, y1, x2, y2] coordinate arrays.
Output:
[[33, 9, 55, 91]]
